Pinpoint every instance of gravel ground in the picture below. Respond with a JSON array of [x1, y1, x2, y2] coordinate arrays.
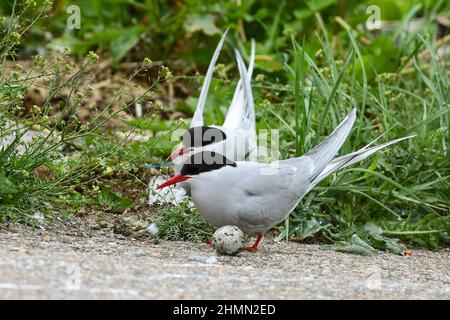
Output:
[[0, 223, 449, 300]]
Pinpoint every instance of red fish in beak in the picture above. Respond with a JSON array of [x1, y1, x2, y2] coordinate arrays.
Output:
[[157, 173, 190, 189], [166, 146, 193, 161]]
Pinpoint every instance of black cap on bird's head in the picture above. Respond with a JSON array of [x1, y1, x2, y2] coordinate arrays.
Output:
[[182, 126, 227, 148], [157, 151, 236, 189], [167, 126, 227, 161], [181, 151, 236, 176]]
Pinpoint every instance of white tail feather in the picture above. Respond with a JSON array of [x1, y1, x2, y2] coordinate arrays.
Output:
[[191, 30, 229, 128], [234, 49, 258, 160], [223, 39, 256, 130], [305, 108, 357, 180], [311, 135, 414, 186]]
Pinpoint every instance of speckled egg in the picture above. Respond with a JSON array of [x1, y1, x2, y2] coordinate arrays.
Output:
[[211, 225, 245, 255]]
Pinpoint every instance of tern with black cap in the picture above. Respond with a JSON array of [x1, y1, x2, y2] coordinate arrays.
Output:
[[168, 29, 258, 165], [149, 30, 258, 205]]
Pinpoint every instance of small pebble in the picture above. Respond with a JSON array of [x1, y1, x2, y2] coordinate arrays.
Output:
[[191, 255, 218, 264], [146, 223, 159, 236]]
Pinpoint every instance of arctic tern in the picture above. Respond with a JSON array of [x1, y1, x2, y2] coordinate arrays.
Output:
[[149, 30, 257, 205], [168, 29, 258, 164]]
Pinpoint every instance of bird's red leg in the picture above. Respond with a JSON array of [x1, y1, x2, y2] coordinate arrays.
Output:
[[243, 234, 262, 252]]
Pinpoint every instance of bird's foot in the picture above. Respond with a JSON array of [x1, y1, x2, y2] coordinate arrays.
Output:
[[205, 239, 212, 246], [242, 234, 262, 252]]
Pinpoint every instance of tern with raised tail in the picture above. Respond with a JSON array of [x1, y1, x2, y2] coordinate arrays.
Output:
[[168, 30, 257, 164], [157, 109, 414, 251], [149, 30, 257, 205]]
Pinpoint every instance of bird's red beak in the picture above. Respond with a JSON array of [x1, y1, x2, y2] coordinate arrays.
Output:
[[156, 173, 190, 189], [166, 146, 192, 161]]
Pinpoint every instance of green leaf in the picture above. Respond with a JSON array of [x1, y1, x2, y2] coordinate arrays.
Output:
[[370, 234, 406, 255], [294, 9, 313, 20], [364, 223, 406, 254], [47, 33, 91, 55], [306, 0, 336, 12], [111, 26, 144, 62], [184, 14, 220, 36], [126, 117, 178, 131], [296, 217, 327, 240], [321, 234, 377, 255], [364, 222, 383, 235], [98, 187, 133, 213], [0, 174, 18, 195]]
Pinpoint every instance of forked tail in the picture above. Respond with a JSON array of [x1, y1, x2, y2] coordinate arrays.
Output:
[[310, 135, 414, 187]]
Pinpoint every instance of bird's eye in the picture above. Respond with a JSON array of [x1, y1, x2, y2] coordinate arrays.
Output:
[[210, 136, 215, 142]]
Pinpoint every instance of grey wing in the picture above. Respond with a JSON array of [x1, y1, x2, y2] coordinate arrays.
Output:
[[234, 164, 307, 233]]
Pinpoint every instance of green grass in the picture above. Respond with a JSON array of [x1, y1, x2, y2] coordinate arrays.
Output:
[[154, 203, 215, 243], [0, 3, 171, 223], [266, 14, 449, 252]]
